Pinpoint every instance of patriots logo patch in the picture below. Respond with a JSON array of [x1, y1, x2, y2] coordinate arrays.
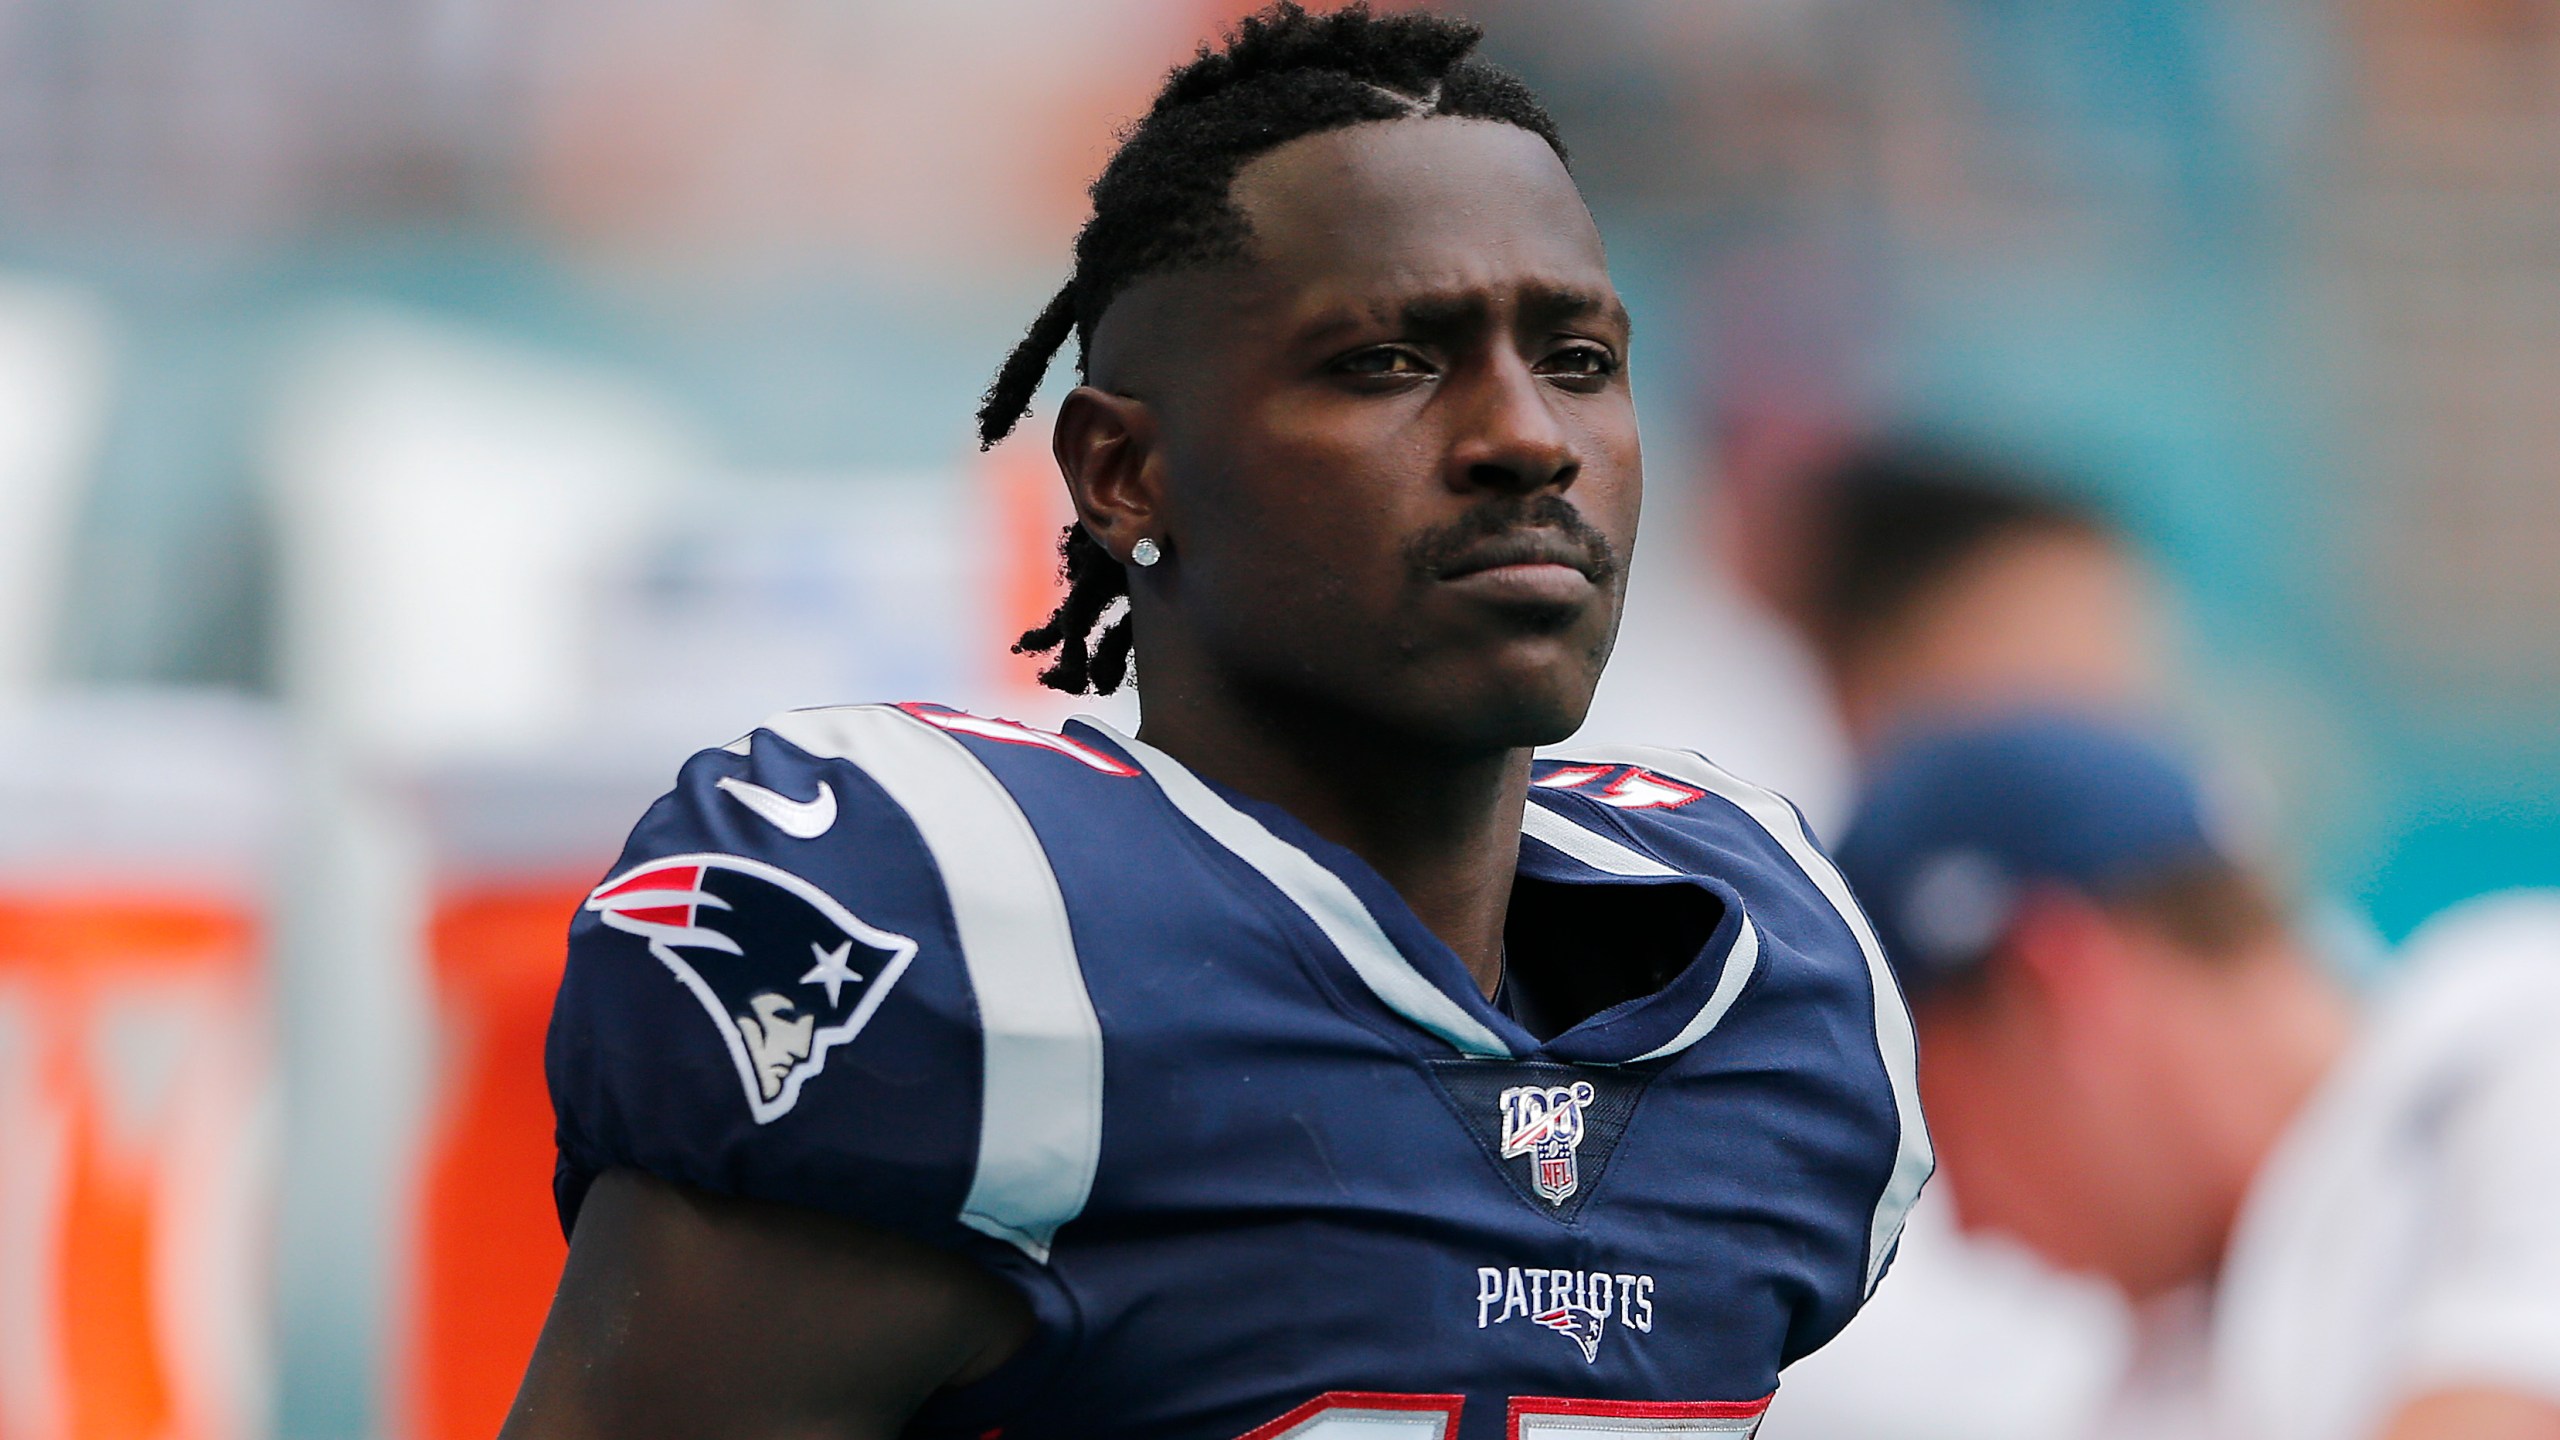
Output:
[[586, 853, 917, 1123], [1533, 1300, 1609, 1364], [1476, 1264, 1653, 1364]]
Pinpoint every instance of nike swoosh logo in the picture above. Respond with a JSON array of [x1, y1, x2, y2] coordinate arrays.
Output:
[[715, 777, 838, 840]]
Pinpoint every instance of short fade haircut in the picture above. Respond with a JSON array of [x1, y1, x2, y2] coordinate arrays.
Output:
[[1901, 856, 2291, 1007], [980, 2, 1568, 696], [2103, 856, 2289, 970], [1804, 440, 2116, 672]]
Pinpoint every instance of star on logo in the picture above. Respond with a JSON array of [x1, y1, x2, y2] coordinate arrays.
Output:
[[799, 939, 863, 1007]]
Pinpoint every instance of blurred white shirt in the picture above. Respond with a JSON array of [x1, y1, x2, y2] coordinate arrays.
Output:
[[2193, 890, 2560, 1440], [1761, 1190, 2129, 1440], [1770, 892, 2560, 1440]]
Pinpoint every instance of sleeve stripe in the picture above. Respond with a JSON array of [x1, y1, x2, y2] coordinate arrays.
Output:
[[1557, 744, 1934, 1292], [1089, 719, 1514, 1060], [757, 705, 1103, 1262]]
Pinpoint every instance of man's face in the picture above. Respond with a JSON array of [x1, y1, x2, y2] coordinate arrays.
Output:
[[1912, 906, 2300, 1299], [1093, 117, 1641, 751], [1914, 997, 2154, 1284]]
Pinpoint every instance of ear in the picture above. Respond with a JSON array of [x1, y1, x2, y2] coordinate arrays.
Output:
[[2002, 886, 2138, 1044], [1053, 385, 1164, 564]]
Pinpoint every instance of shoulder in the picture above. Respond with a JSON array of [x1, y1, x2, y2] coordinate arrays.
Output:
[[593, 703, 1128, 980], [2359, 889, 2560, 1156], [1529, 743, 1851, 923], [550, 702, 1132, 1261], [717, 700, 1143, 817], [615, 701, 1152, 887], [2319, 891, 2560, 1142], [1534, 742, 1933, 1301], [745, 701, 1146, 781], [2387, 891, 2560, 1041]]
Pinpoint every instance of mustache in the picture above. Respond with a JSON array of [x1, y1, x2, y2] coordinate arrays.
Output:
[[1401, 495, 1621, 584]]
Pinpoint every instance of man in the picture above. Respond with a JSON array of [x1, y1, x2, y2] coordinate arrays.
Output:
[[1835, 710, 2560, 1440], [505, 7, 1925, 1439], [1749, 446, 2167, 1440]]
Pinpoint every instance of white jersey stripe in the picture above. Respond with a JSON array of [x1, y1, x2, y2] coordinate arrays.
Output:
[[1088, 719, 1514, 1060], [1629, 917, 1761, 1065], [1523, 801, 1679, 878], [1555, 745, 1933, 1293], [755, 705, 1104, 1262]]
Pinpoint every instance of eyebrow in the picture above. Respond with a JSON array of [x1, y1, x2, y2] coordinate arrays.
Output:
[[1296, 282, 1632, 345]]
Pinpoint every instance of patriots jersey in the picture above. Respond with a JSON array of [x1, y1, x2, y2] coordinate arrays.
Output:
[[547, 703, 1929, 1440]]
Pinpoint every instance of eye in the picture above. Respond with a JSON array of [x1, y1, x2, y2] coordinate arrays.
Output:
[[1537, 343, 1620, 381], [1332, 346, 1434, 380]]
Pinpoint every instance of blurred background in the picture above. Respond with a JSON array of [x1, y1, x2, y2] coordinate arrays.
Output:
[[1, 0, 2555, 1436]]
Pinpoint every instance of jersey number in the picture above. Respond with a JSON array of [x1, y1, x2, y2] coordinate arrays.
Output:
[[1236, 1391, 1768, 1440], [1532, 764, 1707, 811]]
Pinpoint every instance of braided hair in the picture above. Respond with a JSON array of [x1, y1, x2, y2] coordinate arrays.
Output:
[[982, 1, 1567, 694]]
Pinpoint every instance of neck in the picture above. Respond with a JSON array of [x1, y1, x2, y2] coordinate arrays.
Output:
[[1136, 684, 1528, 998], [2187, 944, 2355, 1278]]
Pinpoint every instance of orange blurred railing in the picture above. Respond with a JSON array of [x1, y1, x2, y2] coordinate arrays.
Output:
[[396, 882, 586, 1440], [0, 891, 269, 1440]]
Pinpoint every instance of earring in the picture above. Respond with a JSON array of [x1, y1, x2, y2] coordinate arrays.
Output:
[[1130, 538, 1162, 568]]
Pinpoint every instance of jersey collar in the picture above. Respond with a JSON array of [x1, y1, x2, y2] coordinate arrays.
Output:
[[1074, 719, 1759, 1066]]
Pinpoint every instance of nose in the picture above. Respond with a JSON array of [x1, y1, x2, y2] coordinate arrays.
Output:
[[1443, 349, 1579, 497]]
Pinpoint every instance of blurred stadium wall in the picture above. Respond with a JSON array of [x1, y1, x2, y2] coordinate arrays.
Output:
[[0, 1, 2555, 1437]]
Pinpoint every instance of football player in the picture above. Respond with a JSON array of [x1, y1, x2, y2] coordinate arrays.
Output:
[[506, 7, 1926, 1438]]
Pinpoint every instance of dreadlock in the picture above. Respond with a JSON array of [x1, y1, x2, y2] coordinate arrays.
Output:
[[984, 1, 1567, 694]]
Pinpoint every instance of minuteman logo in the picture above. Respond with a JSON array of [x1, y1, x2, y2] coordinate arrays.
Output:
[[586, 853, 917, 1123], [1500, 1080, 1596, 1205]]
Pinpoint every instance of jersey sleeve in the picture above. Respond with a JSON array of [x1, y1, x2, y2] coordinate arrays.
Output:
[[2396, 1028, 2560, 1404], [545, 713, 1006, 1257]]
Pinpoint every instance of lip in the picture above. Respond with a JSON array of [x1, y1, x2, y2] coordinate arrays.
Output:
[[1438, 559, 1597, 607], [1433, 528, 1601, 583]]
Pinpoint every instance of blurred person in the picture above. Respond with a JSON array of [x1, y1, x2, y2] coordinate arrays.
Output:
[[1747, 440, 2163, 1440], [1836, 711, 2560, 1440], [1789, 441, 2167, 752], [508, 8, 1928, 1439]]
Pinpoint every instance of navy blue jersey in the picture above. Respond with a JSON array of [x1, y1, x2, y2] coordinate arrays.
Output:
[[547, 702, 1929, 1440]]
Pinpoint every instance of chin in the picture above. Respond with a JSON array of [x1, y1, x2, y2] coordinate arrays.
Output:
[[1267, 617, 1613, 752], [1424, 664, 1603, 751]]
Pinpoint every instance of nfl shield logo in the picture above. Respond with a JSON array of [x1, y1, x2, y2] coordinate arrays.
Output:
[[1537, 1152, 1574, 1199], [1498, 1080, 1598, 1206]]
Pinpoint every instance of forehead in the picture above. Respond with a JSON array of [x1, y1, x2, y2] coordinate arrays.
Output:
[[1225, 117, 1613, 318]]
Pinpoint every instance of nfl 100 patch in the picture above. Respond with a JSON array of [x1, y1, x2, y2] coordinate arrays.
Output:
[[1429, 1059, 1648, 1221]]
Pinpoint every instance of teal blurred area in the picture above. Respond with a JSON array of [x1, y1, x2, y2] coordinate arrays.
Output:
[[1482, 0, 2554, 943], [11, 0, 2543, 940]]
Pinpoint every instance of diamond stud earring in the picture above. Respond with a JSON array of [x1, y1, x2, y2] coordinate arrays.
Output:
[[1130, 538, 1162, 568]]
